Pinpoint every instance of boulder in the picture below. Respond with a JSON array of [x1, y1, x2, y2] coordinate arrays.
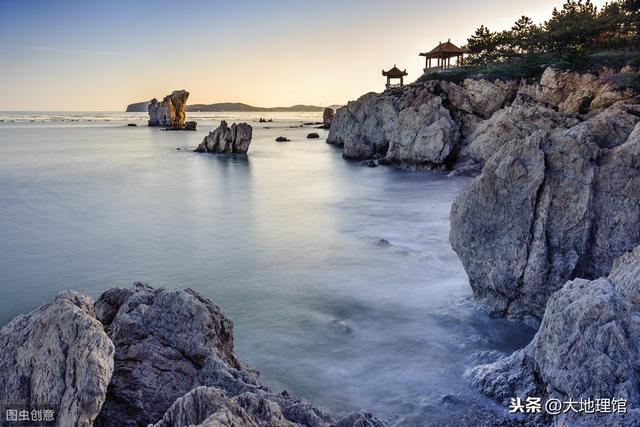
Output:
[[276, 136, 290, 142], [307, 132, 320, 139], [450, 108, 640, 322], [469, 246, 640, 426], [0, 291, 114, 427], [148, 90, 190, 127], [322, 107, 335, 129], [94, 283, 352, 427], [195, 121, 253, 154]]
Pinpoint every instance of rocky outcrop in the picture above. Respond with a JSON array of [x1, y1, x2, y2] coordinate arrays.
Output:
[[327, 85, 461, 165], [450, 106, 640, 322], [469, 246, 640, 426], [322, 107, 335, 129], [0, 291, 114, 427], [148, 90, 190, 128], [328, 66, 636, 171], [195, 121, 253, 154]]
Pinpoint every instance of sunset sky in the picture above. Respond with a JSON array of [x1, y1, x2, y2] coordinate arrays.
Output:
[[0, 0, 609, 111]]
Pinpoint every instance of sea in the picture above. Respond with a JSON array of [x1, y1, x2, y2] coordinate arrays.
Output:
[[0, 111, 534, 425]]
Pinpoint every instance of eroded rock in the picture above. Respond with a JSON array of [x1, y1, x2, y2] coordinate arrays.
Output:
[[322, 107, 335, 129], [195, 121, 253, 154], [468, 246, 640, 426], [0, 291, 114, 427], [148, 90, 190, 128], [451, 111, 640, 321]]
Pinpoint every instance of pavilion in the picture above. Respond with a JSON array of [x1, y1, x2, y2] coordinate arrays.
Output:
[[382, 65, 408, 89], [419, 39, 469, 72]]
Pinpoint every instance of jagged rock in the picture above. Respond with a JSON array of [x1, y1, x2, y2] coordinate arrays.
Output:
[[450, 109, 640, 322], [148, 90, 190, 127], [469, 246, 640, 426], [336, 410, 388, 427], [515, 67, 635, 115], [195, 121, 253, 154], [94, 282, 263, 426], [0, 291, 114, 427], [328, 86, 460, 165], [152, 387, 296, 427], [322, 107, 335, 129], [94, 283, 351, 427], [461, 104, 579, 164]]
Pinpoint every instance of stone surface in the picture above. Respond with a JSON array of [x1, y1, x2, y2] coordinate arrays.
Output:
[[450, 111, 640, 321], [152, 386, 296, 427], [94, 283, 362, 427], [195, 121, 253, 154], [148, 90, 190, 127], [0, 291, 114, 427], [322, 107, 335, 129], [469, 246, 640, 426]]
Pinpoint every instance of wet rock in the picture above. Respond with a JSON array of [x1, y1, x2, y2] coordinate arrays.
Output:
[[307, 132, 320, 139], [0, 291, 114, 427], [195, 121, 253, 154], [450, 111, 640, 321], [148, 90, 190, 127], [374, 238, 391, 248], [322, 107, 335, 129], [127, 123, 137, 127], [469, 246, 640, 426], [276, 136, 290, 142], [364, 159, 378, 167]]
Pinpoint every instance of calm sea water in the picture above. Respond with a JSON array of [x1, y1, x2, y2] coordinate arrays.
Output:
[[0, 112, 534, 425]]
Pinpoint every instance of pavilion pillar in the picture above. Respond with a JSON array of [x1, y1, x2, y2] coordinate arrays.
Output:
[[400, 77, 404, 87]]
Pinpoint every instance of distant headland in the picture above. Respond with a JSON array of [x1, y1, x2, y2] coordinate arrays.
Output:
[[126, 101, 338, 113]]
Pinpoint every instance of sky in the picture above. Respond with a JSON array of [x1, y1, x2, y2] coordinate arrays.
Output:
[[0, 0, 609, 111]]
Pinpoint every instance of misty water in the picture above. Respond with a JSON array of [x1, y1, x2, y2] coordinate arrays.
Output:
[[0, 112, 534, 425]]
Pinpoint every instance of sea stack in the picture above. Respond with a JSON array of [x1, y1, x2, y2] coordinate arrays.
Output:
[[148, 90, 192, 129], [195, 121, 253, 154], [322, 107, 335, 129]]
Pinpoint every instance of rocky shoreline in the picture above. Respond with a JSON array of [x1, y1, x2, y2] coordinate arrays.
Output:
[[0, 282, 386, 427], [327, 64, 640, 426]]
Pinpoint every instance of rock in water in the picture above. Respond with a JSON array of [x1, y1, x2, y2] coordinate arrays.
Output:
[[469, 246, 640, 426], [148, 90, 189, 127], [0, 291, 114, 427], [307, 132, 320, 139], [322, 107, 335, 129], [450, 106, 640, 322], [195, 121, 253, 154]]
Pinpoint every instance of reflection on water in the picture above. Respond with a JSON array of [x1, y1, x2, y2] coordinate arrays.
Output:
[[0, 112, 534, 425]]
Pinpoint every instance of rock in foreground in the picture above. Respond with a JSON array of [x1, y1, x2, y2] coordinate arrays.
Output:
[[195, 121, 253, 154], [469, 246, 640, 426], [148, 90, 192, 129], [0, 291, 114, 427]]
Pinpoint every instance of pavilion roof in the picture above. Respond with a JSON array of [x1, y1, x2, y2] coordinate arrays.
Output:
[[419, 39, 469, 58], [382, 65, 408, 78]]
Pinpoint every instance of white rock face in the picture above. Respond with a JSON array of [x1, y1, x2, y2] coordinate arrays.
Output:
[[148, 90, 189, 127], [450, 111, 640, 321], [0, 291, 114, 427], [196, 121, 253, 154], [469, 246, 640, 427]]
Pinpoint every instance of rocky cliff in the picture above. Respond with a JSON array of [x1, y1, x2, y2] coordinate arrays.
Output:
[[195, 121, 253, 154], [327, 66, 637, 171], [468, 245, 640, 427], [148, 90, 190, 128], [0, 283, 386, 427]]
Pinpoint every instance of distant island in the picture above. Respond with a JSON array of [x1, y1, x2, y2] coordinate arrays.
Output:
[[126, 101, 339, 113]]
